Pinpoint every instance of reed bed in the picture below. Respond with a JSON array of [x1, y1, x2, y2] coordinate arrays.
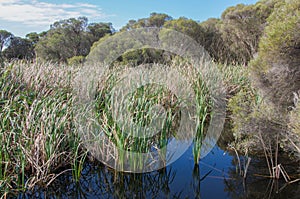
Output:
[[0, 61, 83, 197], [0, 60, 238, 195]]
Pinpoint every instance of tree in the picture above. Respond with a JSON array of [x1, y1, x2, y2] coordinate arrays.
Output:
[[35, 17, 113, 62], [121, 13, 172, 31], [3, 37, 34, 60], [117, 13, 173, 65], [148, 13, 172, 28], [219, 1, 276, 65], [199, 18, 232, 64], [26, 32, 40, 45], [0, 30, 13, 51], [87, 22, 113, 39]]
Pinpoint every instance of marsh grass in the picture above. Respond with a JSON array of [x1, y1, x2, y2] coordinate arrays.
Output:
[[0, 61, 83, 197]]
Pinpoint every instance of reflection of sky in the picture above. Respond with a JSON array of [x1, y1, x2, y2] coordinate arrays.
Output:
[[168, 145, 233, 198]]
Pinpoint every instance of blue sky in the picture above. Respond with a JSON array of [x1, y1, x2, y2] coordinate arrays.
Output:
[[0, 0, 258, 37]]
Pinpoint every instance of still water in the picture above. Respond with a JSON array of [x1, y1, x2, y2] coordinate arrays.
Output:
[[19, 137, 300, 199]]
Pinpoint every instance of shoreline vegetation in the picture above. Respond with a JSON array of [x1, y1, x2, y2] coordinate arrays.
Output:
[[0, 0, 299, 196]]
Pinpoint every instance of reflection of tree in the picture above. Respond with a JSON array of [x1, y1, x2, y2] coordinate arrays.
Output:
[[216, 121, 235, 151], [18, 161, 183, 198]]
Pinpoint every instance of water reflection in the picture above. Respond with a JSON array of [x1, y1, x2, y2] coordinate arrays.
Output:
[[18, 161, 183, 198], [17, 146, 300, 198]]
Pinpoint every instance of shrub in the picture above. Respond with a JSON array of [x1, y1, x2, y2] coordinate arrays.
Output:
[[251, 0, 300, 111]]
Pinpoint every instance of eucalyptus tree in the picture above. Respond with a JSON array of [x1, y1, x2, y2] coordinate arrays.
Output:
[[35, 17, 113, 63], [164, 17, 205, 45], [219, 0, 277, 65], [199, 18, 232, 63]]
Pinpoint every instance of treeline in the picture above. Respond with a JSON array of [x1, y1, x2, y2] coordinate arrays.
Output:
[[0, 17, 113, 64], [0, 0, 286, 66]]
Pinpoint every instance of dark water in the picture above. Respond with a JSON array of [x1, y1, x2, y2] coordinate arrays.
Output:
[[18, 140, 300, 199]]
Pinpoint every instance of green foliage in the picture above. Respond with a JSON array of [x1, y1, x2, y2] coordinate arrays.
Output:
[[35, 17, 112, 63], [113, 1, 279, 66], [25, 32, 40, 45], [223, 64, 256, 138], [257, 0, 299, 66], [117, 13, 173, 65], [88, 29, 170, 66], [228, 88, 259, 136], [225, 0, 300, 159], [120, 48, 167, 66]]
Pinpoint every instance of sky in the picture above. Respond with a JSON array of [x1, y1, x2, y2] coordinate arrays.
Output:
[[0, 0, 259, 37]]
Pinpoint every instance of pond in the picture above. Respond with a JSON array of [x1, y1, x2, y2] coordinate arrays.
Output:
[[18, 131, 300, 199]]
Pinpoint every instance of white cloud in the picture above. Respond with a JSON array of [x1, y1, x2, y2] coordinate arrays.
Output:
[[0, 0, 109, 27]]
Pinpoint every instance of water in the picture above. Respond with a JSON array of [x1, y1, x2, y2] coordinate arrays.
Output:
[[18, 141, 300, 199]]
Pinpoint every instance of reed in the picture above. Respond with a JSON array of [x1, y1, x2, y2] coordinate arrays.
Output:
[[193, 78, 210, 164], [0, 61, 82, 196]]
